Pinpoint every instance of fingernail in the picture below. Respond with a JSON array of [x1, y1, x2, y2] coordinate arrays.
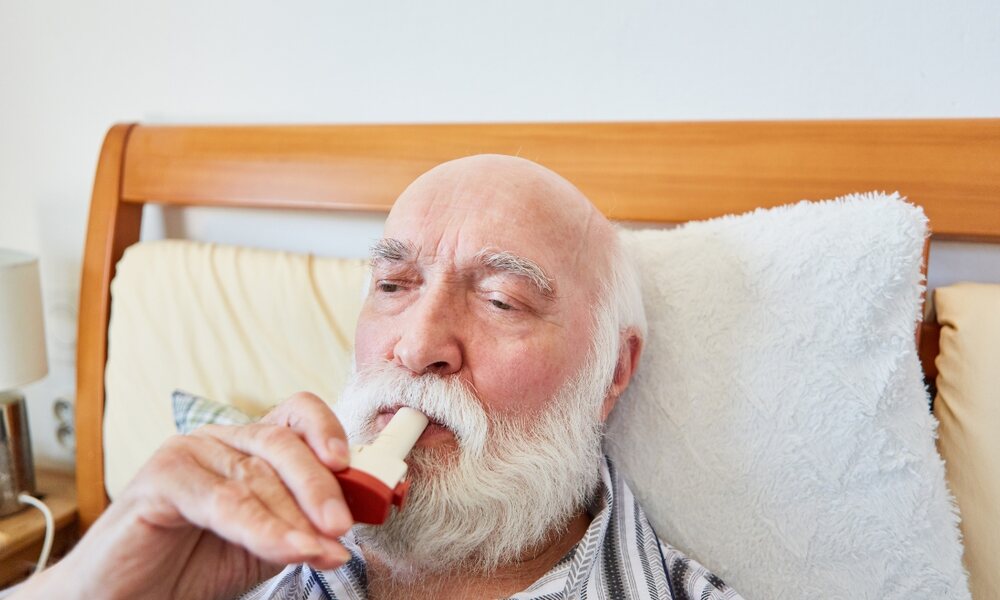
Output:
[[324, 498, 353, 532], [328, 438, 350, 465], [286, 530, 323, 557]]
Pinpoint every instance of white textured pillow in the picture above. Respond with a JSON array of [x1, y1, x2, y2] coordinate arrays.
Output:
[[606, 194, 969, 599]]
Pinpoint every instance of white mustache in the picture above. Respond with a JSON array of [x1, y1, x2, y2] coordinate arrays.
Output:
[[338, 363, 491, 454]]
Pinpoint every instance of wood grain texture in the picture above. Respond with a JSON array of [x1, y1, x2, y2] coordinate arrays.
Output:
[[76, 123, 142, 532], [120, 120, 1000, 239]]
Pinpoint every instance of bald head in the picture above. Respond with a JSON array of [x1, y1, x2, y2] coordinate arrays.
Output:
[[384, 154, 618, 301], [392, 154, 600, 225]]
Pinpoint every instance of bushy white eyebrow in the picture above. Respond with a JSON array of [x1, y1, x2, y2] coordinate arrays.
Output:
[[370, 238, 415, 264], [475, 249, 554, 298]]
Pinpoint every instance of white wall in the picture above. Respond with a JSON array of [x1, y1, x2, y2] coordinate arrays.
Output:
[[2, 0, 999, 468]]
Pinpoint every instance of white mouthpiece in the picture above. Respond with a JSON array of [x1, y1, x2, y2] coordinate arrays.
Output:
[[369, 407, 430, 460], [349, 407, 430, 489]]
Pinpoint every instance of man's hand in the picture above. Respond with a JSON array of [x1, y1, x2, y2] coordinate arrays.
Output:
[[18, 392, 354, 600]]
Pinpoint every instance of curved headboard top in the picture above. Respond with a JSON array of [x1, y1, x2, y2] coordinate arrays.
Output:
[[118, 120, 1000, 238]]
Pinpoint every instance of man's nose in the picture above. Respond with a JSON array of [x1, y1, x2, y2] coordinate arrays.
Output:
[[392, 287, 463, 376]]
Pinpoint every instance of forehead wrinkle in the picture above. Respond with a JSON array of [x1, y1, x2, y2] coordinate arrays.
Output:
[[475, 248, 555, 298]]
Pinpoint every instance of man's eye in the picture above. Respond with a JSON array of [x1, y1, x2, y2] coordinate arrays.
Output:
[[490, 299, 514, 311], [377, 282, 401, 293]]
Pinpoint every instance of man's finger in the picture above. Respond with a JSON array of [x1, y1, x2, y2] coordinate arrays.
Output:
[[174, 467, 351, 570], [194, 423, 354, 538], [136, 437, 352, 570], [261, 392, 350, 471], [183, 434, 316, 535]]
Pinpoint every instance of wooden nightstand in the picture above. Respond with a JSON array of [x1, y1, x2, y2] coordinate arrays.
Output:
[[0, 470, 79, 588]]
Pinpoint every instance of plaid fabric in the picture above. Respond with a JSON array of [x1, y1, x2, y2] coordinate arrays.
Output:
[[239, 457, 743, 600], [172, 389, 254, 434]]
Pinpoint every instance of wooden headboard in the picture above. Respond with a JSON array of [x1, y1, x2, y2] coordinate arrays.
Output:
[[77, 119, 1000, 531]]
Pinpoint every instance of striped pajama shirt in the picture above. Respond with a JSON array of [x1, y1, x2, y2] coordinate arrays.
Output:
[[239, 457, 743, 599]]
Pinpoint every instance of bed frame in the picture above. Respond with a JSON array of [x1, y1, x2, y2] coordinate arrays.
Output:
[[76, 119, 1000, 532]]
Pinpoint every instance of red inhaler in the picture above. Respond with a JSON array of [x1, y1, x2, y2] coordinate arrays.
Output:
[[334, 407, 429, 525]]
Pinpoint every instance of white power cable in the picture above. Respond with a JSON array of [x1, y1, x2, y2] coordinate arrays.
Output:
[[16, 493, 54, 575]]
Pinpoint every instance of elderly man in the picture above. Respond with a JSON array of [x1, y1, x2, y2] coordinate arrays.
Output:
[[16, 155, 742, 599]]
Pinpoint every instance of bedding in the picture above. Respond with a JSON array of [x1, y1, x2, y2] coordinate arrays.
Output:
[[932, 283, 1000, 600], [606, 193, 969, 599], [104, 194, 969, 599]]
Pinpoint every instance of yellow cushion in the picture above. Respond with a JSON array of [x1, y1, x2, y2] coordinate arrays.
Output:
[[933, 282, 1000, 599], [104, 240, 368, 497]]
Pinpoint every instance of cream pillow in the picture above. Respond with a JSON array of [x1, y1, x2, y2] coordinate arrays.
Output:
[[104, 241, 368, 497], [606, 194, 969, 599], [933, 283, 1000, 600]]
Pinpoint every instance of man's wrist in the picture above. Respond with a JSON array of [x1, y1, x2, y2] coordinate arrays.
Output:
[[11, 559, 76, 599]]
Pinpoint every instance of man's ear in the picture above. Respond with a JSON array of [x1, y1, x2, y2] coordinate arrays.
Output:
[[600, 328, 644, 421]]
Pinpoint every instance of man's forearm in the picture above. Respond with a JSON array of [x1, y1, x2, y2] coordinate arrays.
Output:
[[11, 550, 84, 600]]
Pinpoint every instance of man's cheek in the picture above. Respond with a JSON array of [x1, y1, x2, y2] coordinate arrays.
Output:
[[472, 352, 567, 416]]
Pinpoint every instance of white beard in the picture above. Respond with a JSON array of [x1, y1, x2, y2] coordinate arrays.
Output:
[[334, 357, 609, 577]]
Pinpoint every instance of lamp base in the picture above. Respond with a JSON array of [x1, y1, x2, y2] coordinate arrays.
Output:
[[0, 389, 36, 516]]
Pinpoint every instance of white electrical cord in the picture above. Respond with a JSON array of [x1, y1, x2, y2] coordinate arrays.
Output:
[[16, 493, 54, 575]]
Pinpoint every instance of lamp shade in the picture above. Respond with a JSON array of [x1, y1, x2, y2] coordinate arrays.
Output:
[[0, 250, 48, 391]]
